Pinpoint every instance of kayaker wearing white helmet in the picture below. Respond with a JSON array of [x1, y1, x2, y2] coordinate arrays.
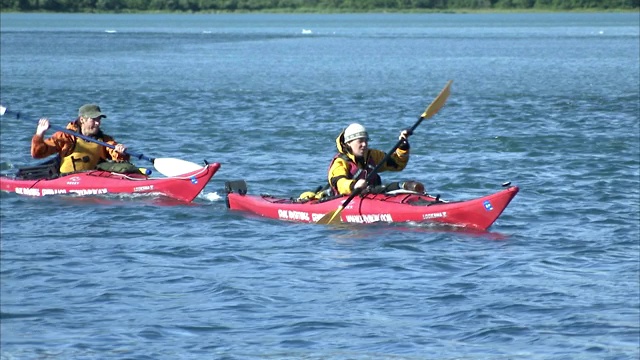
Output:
[[327, 123, 412, 195]]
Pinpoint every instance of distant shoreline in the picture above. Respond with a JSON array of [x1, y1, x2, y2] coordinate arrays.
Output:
[[1, 8, 638, 14]]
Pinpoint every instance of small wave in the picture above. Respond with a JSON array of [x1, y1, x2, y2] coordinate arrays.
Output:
[[0, 161, 16, 172], [1, 308, 66, 319]]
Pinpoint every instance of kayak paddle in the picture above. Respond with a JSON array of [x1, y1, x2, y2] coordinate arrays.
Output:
[[316, 80, 453, 225], [0, 105, 204, 177]]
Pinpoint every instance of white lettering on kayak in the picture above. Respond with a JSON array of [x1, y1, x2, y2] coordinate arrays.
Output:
[[16, 187, 108, 196], [423, 211, 447, 220], [16, 187, 107, 196], [15, 187, 41, 196], [344, 214, 393, 223], [133, 185, 154, 192], [311, 213, 325, 222], [277, 209, 310, 221], [68, 188, 108, 196], [42, 188, 68, 195], [66, 176, 82, 185]]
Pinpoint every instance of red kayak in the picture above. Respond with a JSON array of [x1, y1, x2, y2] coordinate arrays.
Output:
[[225, 181, 518, 230], [1, 162, 220, 203]]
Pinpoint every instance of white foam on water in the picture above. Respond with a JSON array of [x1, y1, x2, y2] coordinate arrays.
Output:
[[202, 192, 221, 202]]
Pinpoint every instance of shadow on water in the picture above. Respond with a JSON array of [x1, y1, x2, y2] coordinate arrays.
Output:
[[0, 191, 202, 207], [327, 221, 510, 241], [226, 208, 510, 241]]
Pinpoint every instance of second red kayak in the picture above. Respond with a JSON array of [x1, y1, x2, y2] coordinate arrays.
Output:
[[226, 181, 518, 231]]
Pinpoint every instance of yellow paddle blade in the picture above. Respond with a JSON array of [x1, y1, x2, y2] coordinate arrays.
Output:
[[316, 206, 345, 225], [420, 80, 452, 119]]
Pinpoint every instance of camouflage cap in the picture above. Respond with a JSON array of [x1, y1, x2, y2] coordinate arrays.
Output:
[[78, 104, 106, 119]]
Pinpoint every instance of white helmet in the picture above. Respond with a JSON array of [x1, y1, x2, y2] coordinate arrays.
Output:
[[343, 123, 369, 143]]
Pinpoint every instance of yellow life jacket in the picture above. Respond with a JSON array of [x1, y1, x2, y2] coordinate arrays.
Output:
[[59, 138, 104, 174]]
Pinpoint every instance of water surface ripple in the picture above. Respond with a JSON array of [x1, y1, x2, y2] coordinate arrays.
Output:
[[1, 12, 638, 359]]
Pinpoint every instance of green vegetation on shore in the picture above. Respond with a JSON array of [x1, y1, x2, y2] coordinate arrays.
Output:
[[1, 0, 637, 13]]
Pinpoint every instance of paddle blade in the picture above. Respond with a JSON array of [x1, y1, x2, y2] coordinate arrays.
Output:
[[153, 158, 204, 177], [0, 106, 6, 116], [420, 80, 452, 119], [316, 206, 345, 225]]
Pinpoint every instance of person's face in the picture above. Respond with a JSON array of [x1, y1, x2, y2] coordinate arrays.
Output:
[[80, 116, 102, 136], [348, 137, 368, 157]]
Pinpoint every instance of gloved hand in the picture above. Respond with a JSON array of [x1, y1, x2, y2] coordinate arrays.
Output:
[[398, 128, 412, 150], [399, 128, 413, 140], [353, 179, 367, 191]]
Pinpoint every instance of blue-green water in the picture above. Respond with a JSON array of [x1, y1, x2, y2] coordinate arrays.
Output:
[[1, 12, 639, 359]]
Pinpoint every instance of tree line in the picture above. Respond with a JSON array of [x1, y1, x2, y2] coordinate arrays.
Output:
[[1, 0, 637, 12]]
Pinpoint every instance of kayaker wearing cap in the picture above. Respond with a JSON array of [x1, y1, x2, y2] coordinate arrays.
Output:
[[31, 104, 129, 174], [327, 123, 412, 195]]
